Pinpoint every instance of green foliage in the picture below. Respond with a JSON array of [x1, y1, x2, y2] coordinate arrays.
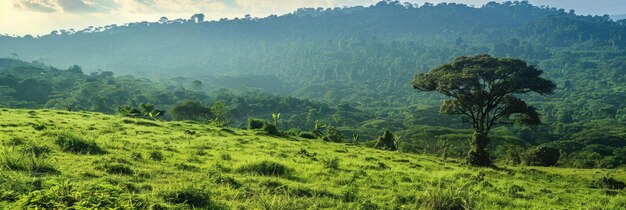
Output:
[[523, 145, 561, 166], [209, 102, 230, 127], [0, 109, 625, 209], [374, 129, 397, 151], [236, 160, 293, 177], [262, 123, 282, 136], [170, 100, 212, 121], [412, 55, 555, 166], [323, 126, 344, 142], [49, 131, 105, 155], [298, 132, 318, 139], [593, 177, 626, 190], [247, 117, 266, 130], [272, 113, 281, 126]]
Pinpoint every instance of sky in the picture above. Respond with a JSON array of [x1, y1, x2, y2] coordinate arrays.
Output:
[[1, 0, 625, 36]]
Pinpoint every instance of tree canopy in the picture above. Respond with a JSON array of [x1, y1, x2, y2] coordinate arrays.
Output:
[[412, 54, 556, 166]]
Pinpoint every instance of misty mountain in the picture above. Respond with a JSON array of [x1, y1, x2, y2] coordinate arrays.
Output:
[[0, 1, 625, 122]]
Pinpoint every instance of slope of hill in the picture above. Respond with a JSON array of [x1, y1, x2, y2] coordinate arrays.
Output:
[[1, 109, 625, 209]]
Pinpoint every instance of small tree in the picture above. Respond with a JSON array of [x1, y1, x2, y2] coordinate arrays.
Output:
[[170, 100, 211, 121], [411, 54, 555, 166], [375, 129, 397, 151], [210, 102, 230, 127], [140, 103, 164, 120]]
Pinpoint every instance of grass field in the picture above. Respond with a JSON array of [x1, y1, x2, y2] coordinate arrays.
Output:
[[1, 108, 625, 209]]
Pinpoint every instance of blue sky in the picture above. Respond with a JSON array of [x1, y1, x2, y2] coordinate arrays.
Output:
[[1, 0, 625, 36]]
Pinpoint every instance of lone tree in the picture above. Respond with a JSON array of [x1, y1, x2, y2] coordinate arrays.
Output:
[[375, 129, 398, 151], [411, 54, 555, 166]]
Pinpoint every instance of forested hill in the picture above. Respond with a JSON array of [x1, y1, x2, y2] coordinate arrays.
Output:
[[1, 1, 624, 81]]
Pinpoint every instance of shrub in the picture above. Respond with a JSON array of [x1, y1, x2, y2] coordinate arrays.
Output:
[[149, 151, 164, 161], [374, 129, 397, 151], [262, 123, 281, 136], [161, 185, 214, 208], [523, 145, 560, 166], [51, 131, 105, 155], [247, 118, 266, 130], [594, 177, 626, 190], [236, 160, 293, 176], [299, 132, 318, 139]]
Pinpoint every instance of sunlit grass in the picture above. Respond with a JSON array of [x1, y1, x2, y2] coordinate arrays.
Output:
[[0, 108, 625, 209]]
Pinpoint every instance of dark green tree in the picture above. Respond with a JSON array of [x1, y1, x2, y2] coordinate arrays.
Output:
[[411, 54, 555, 166], [375, 129, 397, 151], [169, 100, 212, 121]]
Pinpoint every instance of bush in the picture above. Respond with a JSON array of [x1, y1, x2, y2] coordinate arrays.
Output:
[[247, 118, 266, 130], [523, 145, 560, 166], [594, 177, 626, 190], [262, 123, 281, 136], [236, 160, 293, 176], [161, 185, 213, 208], [50, 131, 105, 155], [374, 129, 397, 151], [299, 132, 318, 139]]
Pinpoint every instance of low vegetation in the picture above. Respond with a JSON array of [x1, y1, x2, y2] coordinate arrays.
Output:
[[0, 109, 625, 209]]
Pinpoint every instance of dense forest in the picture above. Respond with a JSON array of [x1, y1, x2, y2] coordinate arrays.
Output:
[[1, 1, 626, 168]]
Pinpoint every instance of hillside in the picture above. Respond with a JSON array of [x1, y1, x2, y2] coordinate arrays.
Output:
[[1, 109, 625, 209]]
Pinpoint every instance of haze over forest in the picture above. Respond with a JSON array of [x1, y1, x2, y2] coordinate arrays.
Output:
[[1, 0, 626, 209]]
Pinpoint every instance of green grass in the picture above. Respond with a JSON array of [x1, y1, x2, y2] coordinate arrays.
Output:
[[0, 108, 626, 209]]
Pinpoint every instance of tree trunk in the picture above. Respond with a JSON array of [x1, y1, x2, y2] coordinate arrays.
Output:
[[467, 131, 491, 166]]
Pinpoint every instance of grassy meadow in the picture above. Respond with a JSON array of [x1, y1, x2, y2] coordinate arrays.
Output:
[[1, 108, 625, 209]]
